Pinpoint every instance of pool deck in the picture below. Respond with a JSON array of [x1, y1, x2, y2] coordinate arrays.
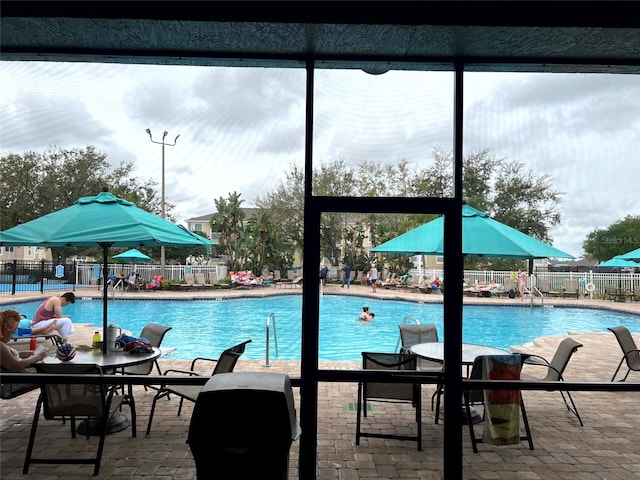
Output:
[[2, 284, 639, 479]]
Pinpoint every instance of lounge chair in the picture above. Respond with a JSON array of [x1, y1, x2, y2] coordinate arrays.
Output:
[[607, 326, 640, 382], [519, 337, 583, 425], [276, 276, 303, 288], [24, 363, 133, 475], [356, 352, 423, 450], [180, 273, 202, 290], [563, 279, 579, 299], [381, 274, 398, 289], [464, 354, 534, 453], [146, 339, 251, 435], [537, 278, 550, 296], [126, 273, 142, 291], [537, 278, 562, 298], [146, 275, 163, 290], [195, 272, 214, 289], [493, 277, 514, 297]]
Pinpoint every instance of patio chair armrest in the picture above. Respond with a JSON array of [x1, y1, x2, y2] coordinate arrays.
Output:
[[521, 354, 550, 367], [162, 368, 201, 377], [189, 357, 218, 370]]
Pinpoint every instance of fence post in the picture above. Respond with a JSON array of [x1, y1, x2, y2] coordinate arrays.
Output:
[[11, 259, 17, 295], [39, 259, 45, 293]]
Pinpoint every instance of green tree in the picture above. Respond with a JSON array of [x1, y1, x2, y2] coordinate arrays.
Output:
[[163, 231, 212, 265], [583, 215, 640, 261], [413, 148, 563, 270], [246, 210, 273, 272], [257, 149, 564, 271], [210, 191, 245, 269], [0, 146, 171, 262], [256, 163, 305, 252]]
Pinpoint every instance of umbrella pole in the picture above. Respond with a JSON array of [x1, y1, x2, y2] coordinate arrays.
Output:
[[101, 244, 110, 354]]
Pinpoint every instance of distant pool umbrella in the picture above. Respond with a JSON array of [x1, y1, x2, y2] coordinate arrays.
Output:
[[0, 189, 216, 353], [371, 204, 574, 260], [619, 247, 640, 262], [113, 248, 153, 268], [597, 256, 640, 289]]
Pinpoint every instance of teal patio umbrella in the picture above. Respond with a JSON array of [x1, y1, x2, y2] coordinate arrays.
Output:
[[371, 205, 574, 260], [619, 247, 640, 262], [597, 256, 639, 289], [112, 248, 153, 268], [0, 190, 216, 353]]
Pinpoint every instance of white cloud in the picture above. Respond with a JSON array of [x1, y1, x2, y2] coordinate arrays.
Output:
[[1, 62, 638, 258]]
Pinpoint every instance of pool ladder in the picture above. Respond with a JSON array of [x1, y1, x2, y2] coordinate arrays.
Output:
[[264, 313, 279, 367], [395, 315, 421, 353], [526, 286, 544, 307]]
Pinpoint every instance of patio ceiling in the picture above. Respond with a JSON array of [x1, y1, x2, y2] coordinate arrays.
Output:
[[2, 1, 639, 73]]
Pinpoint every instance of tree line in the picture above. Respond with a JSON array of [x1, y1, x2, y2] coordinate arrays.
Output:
[[3, 146, 634, 273]]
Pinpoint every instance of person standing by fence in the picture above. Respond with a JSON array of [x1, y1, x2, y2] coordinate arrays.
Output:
[[368, 264, 378, 292], [517, 269, 527, 301], [341, 264, 351, 289]]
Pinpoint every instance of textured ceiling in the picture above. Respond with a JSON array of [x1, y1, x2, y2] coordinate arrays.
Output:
[[2, 2, 639, 73]]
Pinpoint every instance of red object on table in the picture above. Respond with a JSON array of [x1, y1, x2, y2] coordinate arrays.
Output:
[[30, 337, 37, 350]]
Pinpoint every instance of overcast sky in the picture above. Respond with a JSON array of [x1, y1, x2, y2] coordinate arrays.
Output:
[[1, 61, 638, 258]]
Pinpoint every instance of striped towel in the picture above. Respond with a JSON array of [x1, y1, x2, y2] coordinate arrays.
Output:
[[482, 354, 522, 446]]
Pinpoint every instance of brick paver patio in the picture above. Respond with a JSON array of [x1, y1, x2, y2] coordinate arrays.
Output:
[[2, 285, 639, 479]]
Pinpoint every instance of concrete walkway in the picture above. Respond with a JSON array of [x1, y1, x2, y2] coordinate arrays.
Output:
[[2, 284, 639, 479]]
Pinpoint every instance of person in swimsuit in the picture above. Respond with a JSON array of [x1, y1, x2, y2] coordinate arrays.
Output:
[[32, 292, 75, 343]]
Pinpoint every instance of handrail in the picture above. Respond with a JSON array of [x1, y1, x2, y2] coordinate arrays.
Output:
[[264, 313, 278, 367], [529, 286, 544, 306], [395, 315, 421, 352], [404, 315, 421, 325]]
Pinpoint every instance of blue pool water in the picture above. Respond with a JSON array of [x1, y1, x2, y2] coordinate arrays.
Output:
[[4, 295, 639, 361]]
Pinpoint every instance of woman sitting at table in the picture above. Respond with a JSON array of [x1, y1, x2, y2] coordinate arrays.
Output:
[[1, 309, 49, 372]]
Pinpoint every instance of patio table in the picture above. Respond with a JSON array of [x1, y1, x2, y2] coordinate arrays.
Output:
[[410, 342, 510, 423]]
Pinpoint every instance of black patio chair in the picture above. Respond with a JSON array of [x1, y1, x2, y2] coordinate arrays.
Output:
[[23, 363, 133, 476], [146, 339, 251, 435]]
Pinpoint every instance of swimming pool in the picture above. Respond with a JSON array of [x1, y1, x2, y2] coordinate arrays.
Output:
[[5, 295, 639, 361]]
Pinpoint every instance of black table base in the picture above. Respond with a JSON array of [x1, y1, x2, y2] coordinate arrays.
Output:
[[76, 411, 130, 436]]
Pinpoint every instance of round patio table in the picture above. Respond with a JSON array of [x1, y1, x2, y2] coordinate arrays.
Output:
[[410, 342, 510, 366], [42, 347, 161, 435], [410, 342, 510, 423]]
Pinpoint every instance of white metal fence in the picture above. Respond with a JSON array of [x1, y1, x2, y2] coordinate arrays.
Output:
[[1, 263, 638, 298]]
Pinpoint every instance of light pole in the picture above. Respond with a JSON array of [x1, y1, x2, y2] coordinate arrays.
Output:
[[146, 128, 180, 278]]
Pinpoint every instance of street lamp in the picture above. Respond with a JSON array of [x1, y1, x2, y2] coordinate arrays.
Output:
[[146, 128, 180, 278]]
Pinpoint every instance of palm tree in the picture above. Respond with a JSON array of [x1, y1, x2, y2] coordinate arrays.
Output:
[[211, 191, 245, 269], [247, 209, 273, 272]]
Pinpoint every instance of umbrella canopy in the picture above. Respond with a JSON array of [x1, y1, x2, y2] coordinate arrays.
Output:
[[371, 205, 574, 259], [619, 247, 640, 262], [597, 256, 640, 268], [0, 190, 216, 353], [112, 248, 153, 264], [597, 256, 639, 290]]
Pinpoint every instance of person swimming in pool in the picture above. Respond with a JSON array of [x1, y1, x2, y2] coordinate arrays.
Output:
[[359, 306, 375, 322]]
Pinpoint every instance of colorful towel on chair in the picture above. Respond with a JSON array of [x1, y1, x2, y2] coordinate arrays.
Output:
[[482, 354, 522, 446], [116, 334, 153, 354]]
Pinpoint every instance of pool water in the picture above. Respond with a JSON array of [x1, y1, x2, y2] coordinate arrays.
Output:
[[5, 295, 639, 361]]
